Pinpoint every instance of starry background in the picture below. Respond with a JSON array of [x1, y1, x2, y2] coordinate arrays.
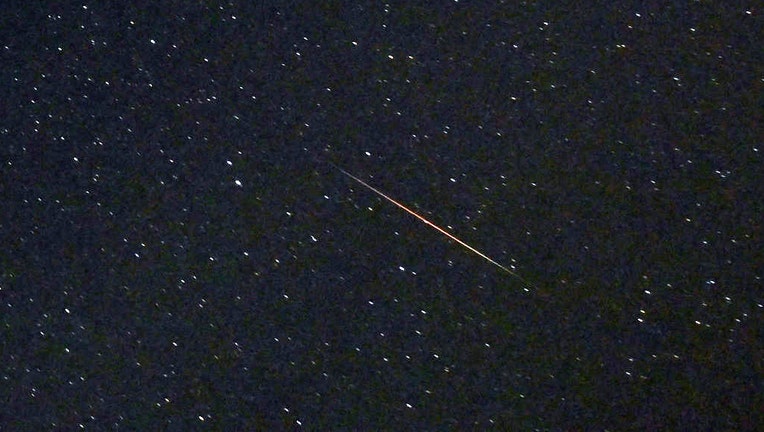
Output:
[[1, 1, 762, 430]]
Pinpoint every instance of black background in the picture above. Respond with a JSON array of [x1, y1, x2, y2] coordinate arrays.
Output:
[[1, 1, 761, 429]]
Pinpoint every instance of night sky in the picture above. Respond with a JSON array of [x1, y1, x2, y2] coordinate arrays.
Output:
[[1, 1, 762, 430]]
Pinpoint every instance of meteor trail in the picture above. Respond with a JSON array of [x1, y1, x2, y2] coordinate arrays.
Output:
[[332, 163, 533, 288]]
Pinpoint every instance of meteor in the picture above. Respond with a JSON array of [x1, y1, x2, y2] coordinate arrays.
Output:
[[332, 163, 533, 289]]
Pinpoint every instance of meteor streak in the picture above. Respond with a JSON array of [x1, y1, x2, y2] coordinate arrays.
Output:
[[332, 163, 533, 288]]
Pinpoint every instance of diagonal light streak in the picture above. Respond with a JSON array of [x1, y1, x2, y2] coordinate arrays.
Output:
[[333, 163, 533, 288]]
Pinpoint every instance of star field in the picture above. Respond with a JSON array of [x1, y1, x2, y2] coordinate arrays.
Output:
[[1, 1, 761, 429]]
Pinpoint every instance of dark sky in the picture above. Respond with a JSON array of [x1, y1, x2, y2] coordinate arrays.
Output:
[[1, 1, 761, 429]]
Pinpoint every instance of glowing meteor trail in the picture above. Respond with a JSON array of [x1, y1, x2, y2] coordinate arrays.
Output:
[[333, 163, 533, 288]]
